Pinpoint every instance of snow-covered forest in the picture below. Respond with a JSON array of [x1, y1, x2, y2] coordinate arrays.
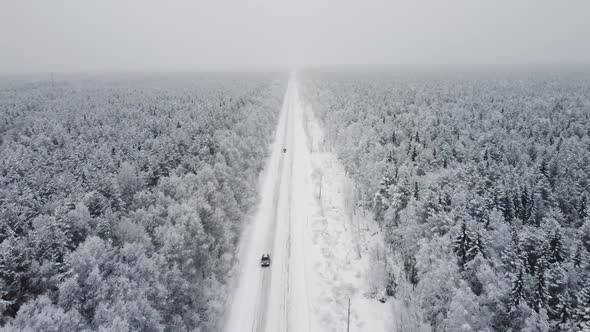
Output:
[[300, 68, 590, 331], [0, 73, 286, 330]]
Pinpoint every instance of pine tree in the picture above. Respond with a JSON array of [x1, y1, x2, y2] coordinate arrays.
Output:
[[379, 173, 395, 199], [540, 160, 549, 178], [558, 295, 571, 325], [413, 181, 419, 200], [0, 236, 36, 317], [537, 175, 552, 201], [500, 194, 514, 223], [579, 195, 588, 221], [454, 221, 473, 268], [513, 193, 522, 222], [548, 159, 559, 189], [576, 279, 590, 328], [501, 230, 522, 272], [31, 216, 70, 273], [467, 231, 486, 260], [573, 246, 582, 269], [521, 186, 531, 222], [96, 215, 112, 241], [511, 268, 527, 306], [546, 265, 568, 320], [492, 189, 499, 210], [411, 146, 418, 162], [527, 197, 538, 226], [548, 230, 566, 264], [533, 269, 548, 312], [375, 173, 394, 222]]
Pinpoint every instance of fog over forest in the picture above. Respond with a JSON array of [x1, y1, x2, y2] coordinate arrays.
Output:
[[1, 0, 590, 74]]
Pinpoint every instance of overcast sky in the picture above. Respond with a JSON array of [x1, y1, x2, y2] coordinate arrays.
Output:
[[1, 0, 589, 73]]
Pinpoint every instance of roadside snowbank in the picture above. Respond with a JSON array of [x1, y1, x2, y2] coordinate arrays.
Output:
[[301, 91, 394, 332]]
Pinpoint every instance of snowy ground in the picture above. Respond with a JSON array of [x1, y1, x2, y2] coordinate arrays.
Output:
[[223, 72, 393, 332]]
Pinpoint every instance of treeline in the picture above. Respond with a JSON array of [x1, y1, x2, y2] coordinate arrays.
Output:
[[0, 73, 286, 330], [300, 68, 590, 331]]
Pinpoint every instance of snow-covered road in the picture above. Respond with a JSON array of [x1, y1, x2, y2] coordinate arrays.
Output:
[[223, 72, 393, 332], [223, 74, 310, 332]]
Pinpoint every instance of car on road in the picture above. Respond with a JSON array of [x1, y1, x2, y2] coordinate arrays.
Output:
[[261, 254, 271, 267]]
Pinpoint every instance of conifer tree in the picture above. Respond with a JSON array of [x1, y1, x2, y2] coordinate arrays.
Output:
[[579, 195, 588, 221], [576, 279, 590, 327], [533, 269, 548, 312], [378, 173, 394, 199], [527, 197, 538, 226], [500, 194, 514, 223], [411, 146, 418, 162], [573, 246, 582, 269], [467, 231, 486, 260], [540, 160, 549, 178], [547, 230, 566, 264], [511, 268, 527, 306], [522, 186, 531, 222], [558, 295, 571, 325], [454, 221, 473, 268], [513, 193, 523, 222], [546, 265, 568, 320], [375, 173, 394, 222]]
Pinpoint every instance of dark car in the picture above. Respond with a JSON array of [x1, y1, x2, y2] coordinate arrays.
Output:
[[261, 254, 271, 267]]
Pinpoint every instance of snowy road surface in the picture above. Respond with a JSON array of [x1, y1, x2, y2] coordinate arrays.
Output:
[[223, 73, 393, 332]]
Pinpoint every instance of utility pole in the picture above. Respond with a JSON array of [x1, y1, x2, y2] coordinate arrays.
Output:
[[347, 298, 351, 332]]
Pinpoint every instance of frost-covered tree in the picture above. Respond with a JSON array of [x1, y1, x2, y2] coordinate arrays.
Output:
[[0, 73, 287, 329], [467, 231, 486, 261], [374, 173, 394, 223], [454, 221, 473, 268], [5, 295, 84, 331], [299, 69, 590, 331], [576, 279, 590, 329], [532, 269, 548, 312], [547, 229, 566, 264], [579, 195, 588, 221], [511, 268, 527, 306]]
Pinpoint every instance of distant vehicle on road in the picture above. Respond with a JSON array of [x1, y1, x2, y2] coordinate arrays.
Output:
[[261, 254, 271, 267], [282, 148, 287, 153]]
